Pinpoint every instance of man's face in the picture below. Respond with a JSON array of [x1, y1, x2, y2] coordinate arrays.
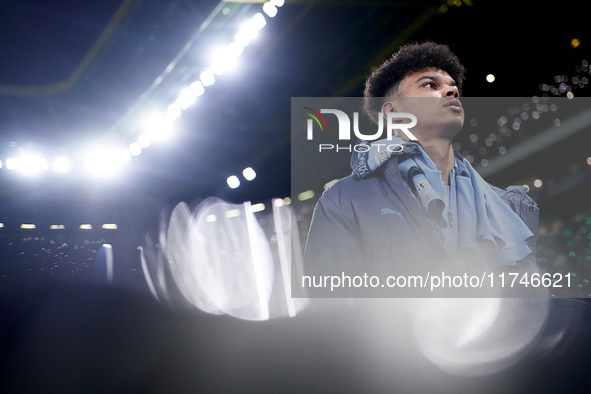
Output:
[[382, 68, 464, 140]]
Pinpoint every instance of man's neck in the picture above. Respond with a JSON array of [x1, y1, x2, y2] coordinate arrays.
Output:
[[417, 136, 455, 186]]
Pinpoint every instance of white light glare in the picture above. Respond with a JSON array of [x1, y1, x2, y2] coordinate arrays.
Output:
[[6, 158, 17, 170], [201, 70, 215, 86], [143, 114, 174, 140], [190, 81, 205, 96], [263, 2, 277, 17], [234, 32, 249, 47], [240, 21, 258, 39], [54, 157, 71, 173], [85, 148, 124, 178], [138, 134, 151, 148], [243, 167, 256, 181], [176, 88, 196, 110], [227, 175, 240, 189], [80, 224, 92, 230], [210, 48, 237, 75], [270, 0, 284, 6], [534, 179, 543, 188], [253, 13, 266, 29], [129, 142, 142, 156], [20, 154, 46, 175], [486, 74, 495, 83], [251, 203, 265, 213], [167, 103, 182, 120], [229, 42, 244, 56], [119, 149, 132, 162]]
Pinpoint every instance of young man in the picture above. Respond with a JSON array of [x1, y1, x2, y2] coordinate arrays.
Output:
[[303, 42, 539, 294]]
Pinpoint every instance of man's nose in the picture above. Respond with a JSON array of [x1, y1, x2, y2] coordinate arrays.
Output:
[[443, 85, 459, 97]]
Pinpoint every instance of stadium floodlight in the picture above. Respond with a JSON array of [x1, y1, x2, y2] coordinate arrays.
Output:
[[0, 160, 2, 169], [49, 225, 65, 230], [138, 134, 151, 148], [40, 159, 49, 171], [242, 167, 256, 181], [253, 13, 266, 29], [19, 153, 44, 175], [176, 88, 196, 110], [129, 142, 141, 156], [262, 2, 277, 17], [0, 223, 4, 228], [80, 224, 92, 230], [273, 198, 284, 207], [234, 32, 249, 48], [251, 203, 265, 213], [119, 149, 132, 162], [102, 224, 118, 230], [228, 42, 244, 56], [85, 147, 123, 178], [167, 103, 182, 120], [270, 0, 284, 6], [142, 114, 173, 140], [20, 224, 36, 229], [54, 157, 71, 173], [6, 158, 17, 170], [240, 21, 258, 39], [190, 81, 205, 96], [227, 175, 240, 189], [200, 70, 215, 86]]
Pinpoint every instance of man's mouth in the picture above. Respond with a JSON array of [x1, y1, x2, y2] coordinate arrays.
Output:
[[444, 99, 462, 112]]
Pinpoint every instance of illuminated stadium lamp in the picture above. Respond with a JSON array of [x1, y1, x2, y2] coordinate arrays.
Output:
[[190, 81, 205, 96], [129, 142, 141, 156], [0, 160, 2, 169], [270, 0, 284, 6], [240, 21, 258, 39], [85, 148, 122, 177], [119, 149, 132, 162], [283, 197, 291, 205], [243, 167, 256, 181], [587, 157, 591, 166], [227, 175, 240, 189], [534, 179, 543, 188], [143, 113, 174, 140], [263, 2, 277, 17], [80, 224, 92, 230], [298, 190, 315, 201], [225, 209, 241, 218], [167, 103, 182, 120], [138, 134, 151, 148], [6, 158, 17, 170], [40, 158, 49, 171], [486, 74, 495, 83], [0, 223, 4, 228], [200, 70, 215, 86], [206, 214, 217, 222], [54, 157, 70, 173], [228, 42, 244, 56], [234, 32, 249, 47], [102, 224, 118, 230], [176, 88, 196, 110], [251, 203, 265, 213], [253, 13, 266, 29], [20, 224, 36, 229], [49, 225, 65, 230], [19, 154, 44, 175], [273, 198, 284, 207]]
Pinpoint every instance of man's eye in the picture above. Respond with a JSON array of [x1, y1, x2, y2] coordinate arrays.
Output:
[[423, 82, 436, 88]]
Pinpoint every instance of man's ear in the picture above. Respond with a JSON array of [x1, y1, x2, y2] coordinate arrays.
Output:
[[381, 101, 395, 122]]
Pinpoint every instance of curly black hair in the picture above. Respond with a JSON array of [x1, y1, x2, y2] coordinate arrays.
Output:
[[362, 42, 466, 122]]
